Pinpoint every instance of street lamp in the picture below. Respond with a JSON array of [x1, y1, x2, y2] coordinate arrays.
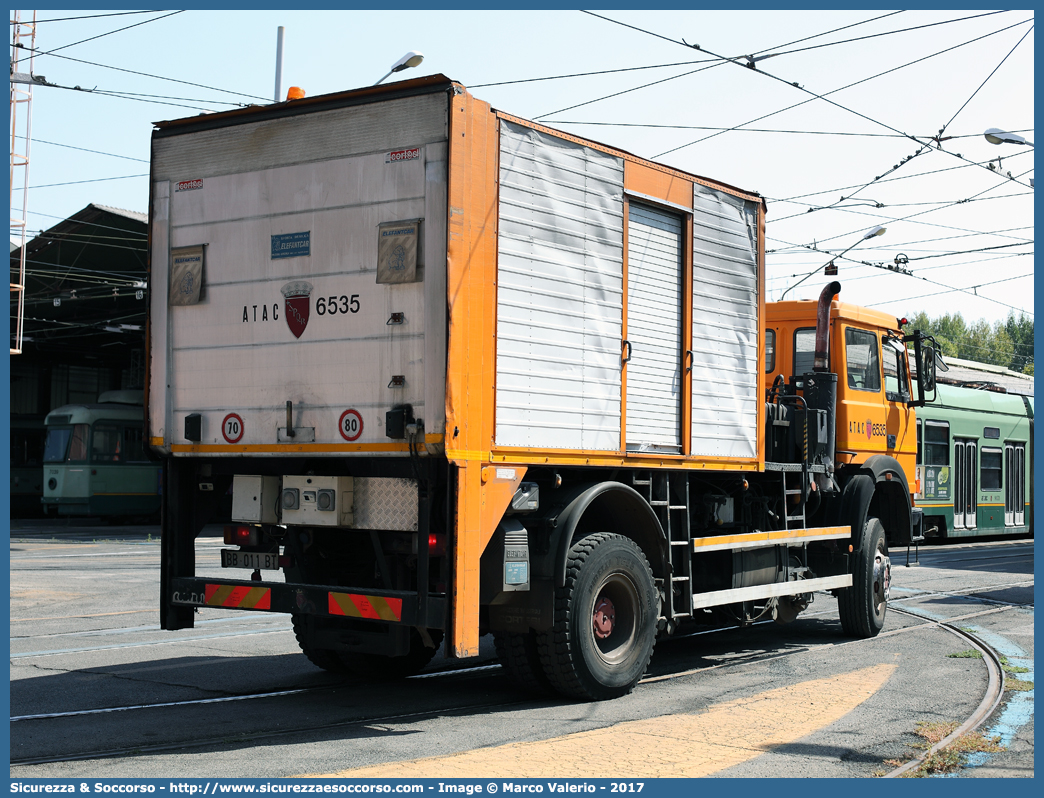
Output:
[[780, 225, 886, 300], [984, 128, 1033, 147], [375, 51, 425, 85]]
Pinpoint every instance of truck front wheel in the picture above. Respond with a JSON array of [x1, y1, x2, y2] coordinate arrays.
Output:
[[838, 517, 890, 638], [538, 533, 657, 701]]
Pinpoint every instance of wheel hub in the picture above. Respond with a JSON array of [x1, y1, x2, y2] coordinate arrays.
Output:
[[593, 596, 615, 639], [873, 552, 891, 609]]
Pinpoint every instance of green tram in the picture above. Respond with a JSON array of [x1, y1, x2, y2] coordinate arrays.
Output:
[[916, 383, 1033, 539], [41, 390, 162, 520]]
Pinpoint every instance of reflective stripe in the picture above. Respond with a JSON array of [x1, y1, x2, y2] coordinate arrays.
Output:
[[328, 592, 402, 622], [204, 584, 271, 610]]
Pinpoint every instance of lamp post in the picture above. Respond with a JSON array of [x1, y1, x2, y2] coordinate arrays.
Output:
[[984, 128, 1033, 147], [375, 51, 425, 85], [780, 225, 886, 300]]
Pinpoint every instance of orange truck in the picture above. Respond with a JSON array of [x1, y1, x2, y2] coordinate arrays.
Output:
[[148, 75, 936, 700]]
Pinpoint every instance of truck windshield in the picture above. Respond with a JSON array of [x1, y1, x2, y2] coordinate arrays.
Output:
[[43, 424, 89, 463]]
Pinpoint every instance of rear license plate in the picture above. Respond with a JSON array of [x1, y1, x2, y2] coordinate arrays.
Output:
[[221, 549, 279, 570]]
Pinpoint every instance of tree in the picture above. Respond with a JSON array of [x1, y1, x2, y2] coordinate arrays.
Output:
[[905, 310, 1032, 372], [1003, 311, 1034, 373]]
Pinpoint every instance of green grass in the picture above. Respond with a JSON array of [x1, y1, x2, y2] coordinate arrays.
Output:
[[901, 722, 1004, 777], [947, 649, 982, 659]]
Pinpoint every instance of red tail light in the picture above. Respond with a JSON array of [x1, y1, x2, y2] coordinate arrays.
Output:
[[223, 524, 260, 547], [427, 533, 446, 556]]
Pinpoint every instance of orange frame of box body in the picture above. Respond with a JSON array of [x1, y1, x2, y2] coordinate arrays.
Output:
[[442, 87, 767, 656]]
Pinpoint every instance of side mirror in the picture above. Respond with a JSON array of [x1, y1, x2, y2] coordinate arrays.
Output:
[[921, 344, 937, 393], [903, 331, 942, 406]]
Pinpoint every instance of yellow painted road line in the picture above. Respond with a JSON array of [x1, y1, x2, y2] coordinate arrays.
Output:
[[304, 662, 896, 778]]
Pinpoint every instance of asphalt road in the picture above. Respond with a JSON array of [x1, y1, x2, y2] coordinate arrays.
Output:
[[9, 520, 1034, 779]]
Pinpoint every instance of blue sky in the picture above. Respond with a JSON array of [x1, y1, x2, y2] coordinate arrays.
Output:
[[10, 8, 1034, 326]]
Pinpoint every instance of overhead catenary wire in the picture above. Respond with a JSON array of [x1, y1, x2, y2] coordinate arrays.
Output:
[[19, 48, 271, 103], [24, 211, 149, 239], [548, 123, 1033, 140], [572, 9, 1029, 165], [482, 12, 906, 97], [646, 17, 1035, 190], [468, 58, 715, 88], [535, 9, 908, 120], [866, 273, 1034, 314], [935, 24, 1035, 139], [14, 135, 149, 163], [769, 148, 1034, 205], [770, 165, 1036, 259], [27, 11, 168, 25], [33, 11, 185, 58], [38, 81, 235, 113], [22, 174, 148, 191]]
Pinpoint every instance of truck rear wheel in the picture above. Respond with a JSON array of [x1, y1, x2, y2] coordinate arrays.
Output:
[[339, 628, 444, 678], [292, 617, 442, 678], [537, 533, 656, 701], [291, 616, 349, 673], [494, 630, 552, 693], [838, 517, 889, 638]]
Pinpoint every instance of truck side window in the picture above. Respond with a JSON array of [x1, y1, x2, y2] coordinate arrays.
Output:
[[882, 337, 909, 401], [916, 419, 922, 465], [765, 329, 775, 373], [844, 328, 881, 391], [793, 328, 815, 376]]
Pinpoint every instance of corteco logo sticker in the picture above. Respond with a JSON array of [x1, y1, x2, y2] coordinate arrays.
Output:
[[386, 148, 420, 164], [281, 281, 312, 339], [175, 178, 203, 192]]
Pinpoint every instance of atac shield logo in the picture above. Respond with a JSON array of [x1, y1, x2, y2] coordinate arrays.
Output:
[[281, 281, 313, 339]]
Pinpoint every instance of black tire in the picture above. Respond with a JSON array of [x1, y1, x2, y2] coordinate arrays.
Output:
[[292, 615, 350, 673], [537, 533, 657, 701], [340, 628, 444, 678], [292, 616, 443, 677], [494, 630, 553, 694], [838, 517, 890, 638]]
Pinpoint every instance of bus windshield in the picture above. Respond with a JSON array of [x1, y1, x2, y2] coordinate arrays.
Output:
[[43, 424, 89, 463]]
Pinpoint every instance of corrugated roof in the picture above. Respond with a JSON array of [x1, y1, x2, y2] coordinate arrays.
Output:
[[937, 356, 1034, 396], [90, 203, 147, 224]]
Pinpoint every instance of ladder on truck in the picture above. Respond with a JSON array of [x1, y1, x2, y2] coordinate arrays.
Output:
[[632, 471, 692, 620]]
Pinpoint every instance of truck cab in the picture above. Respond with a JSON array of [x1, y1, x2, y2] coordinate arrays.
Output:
[[766, 290, 926, 552], [766, 297, 917, 480]]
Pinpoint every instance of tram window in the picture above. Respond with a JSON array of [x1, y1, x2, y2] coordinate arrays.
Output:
[[793, 328, 815, 376], [981, 447, 1002, 490], [91, 423, 123, 463], [765, 329, 776, 373], [67, 424, 89, 461], [43, 428, 71, 463], [122, 426, 147, 462], [845, 328, 881, 392], [924, 420, 949, 466], [916, 419, 922, 465]]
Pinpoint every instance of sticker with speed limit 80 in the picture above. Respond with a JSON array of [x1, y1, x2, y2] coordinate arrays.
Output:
[[222, 413, 244, 443], [339, 409, 363, 442]]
